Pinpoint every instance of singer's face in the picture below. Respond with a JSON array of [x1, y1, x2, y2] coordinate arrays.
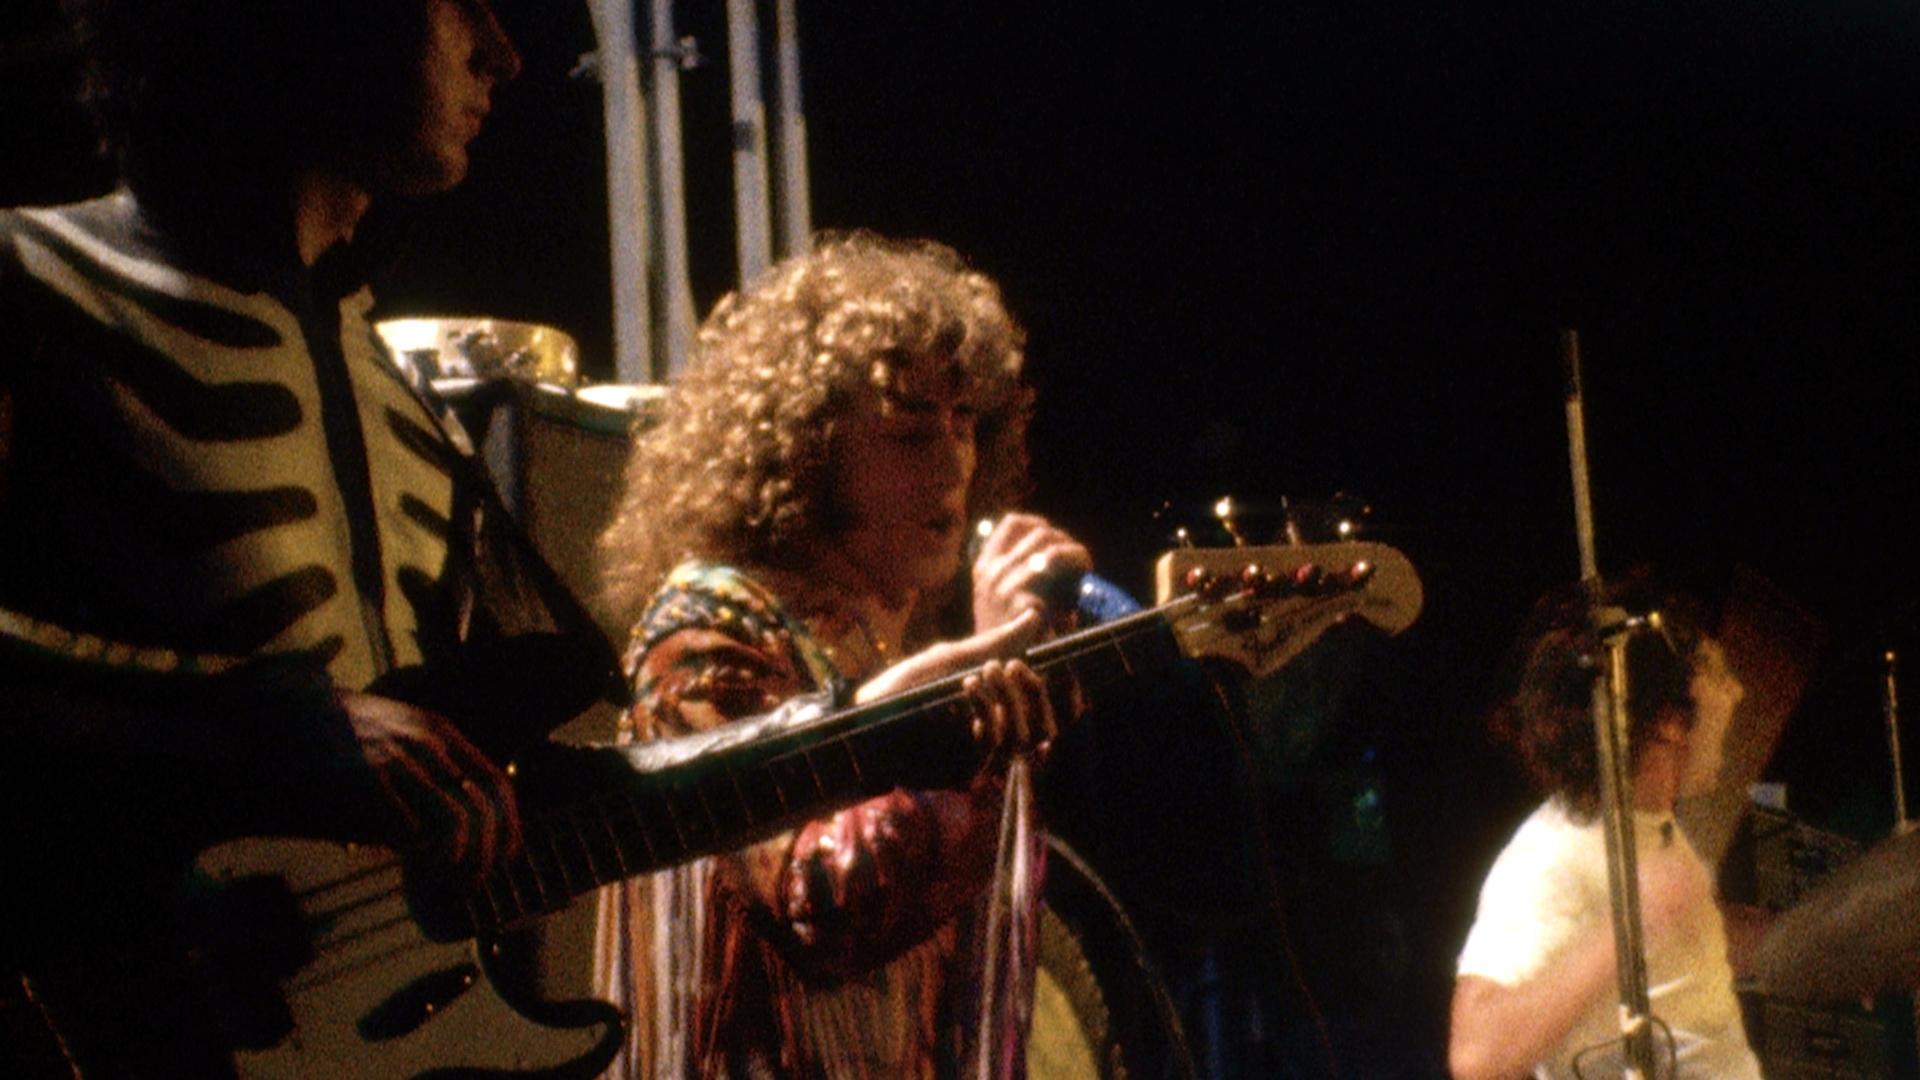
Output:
[[820, 358, 979, 608], [1680, 638, 1744, 795]]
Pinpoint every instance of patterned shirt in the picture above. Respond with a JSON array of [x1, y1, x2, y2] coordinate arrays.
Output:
[[596, 562, 1009, 1079]]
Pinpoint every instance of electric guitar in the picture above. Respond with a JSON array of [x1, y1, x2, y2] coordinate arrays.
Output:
[[17, 541, 1423, 1078]]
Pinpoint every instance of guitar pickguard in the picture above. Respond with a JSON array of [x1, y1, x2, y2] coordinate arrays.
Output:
[[197, 839, 622, 1080]]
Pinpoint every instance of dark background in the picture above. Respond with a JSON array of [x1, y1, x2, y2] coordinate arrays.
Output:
[[7, 2, 1920, 1074]]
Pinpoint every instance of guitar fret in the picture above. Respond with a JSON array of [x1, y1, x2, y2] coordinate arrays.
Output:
[[580, 804, 629, 885], [668, 787, 718, 852], [660, 790, 688, 850], [808, 738, 862, 800], [625, 786, 688, 863], [524, 828, 572, 907], [1087, 635, 1130, 685], [800, 747, 826, 797], [485, 864, 521, 928], [546, 818, 594, 896], [506, 848, 553, 916], [769, 753, 821, 809], [845, 737, 867, 786], [735, 763, 788, 826], [690, 770, 752, 848], [559, 809, 602, 885], [525, 827, 565, 899], [693, 785, 727, 846], [865, 700, 913, 755], [468, 882, 507, 935], [1056, 649, 1088, 691], [767, 762, 793, 815], [619, 793, 662, 868], [725, 768, 760, 833]]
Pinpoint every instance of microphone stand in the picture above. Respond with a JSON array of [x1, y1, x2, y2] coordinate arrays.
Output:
[[1563, 329, 1659, 1077]]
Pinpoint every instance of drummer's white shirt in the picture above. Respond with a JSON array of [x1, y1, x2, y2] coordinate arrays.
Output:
[[1456, 798, 1763, 1079]]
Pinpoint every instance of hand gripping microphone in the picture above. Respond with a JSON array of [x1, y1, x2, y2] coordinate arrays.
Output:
[[971, 519, 1141, 625]]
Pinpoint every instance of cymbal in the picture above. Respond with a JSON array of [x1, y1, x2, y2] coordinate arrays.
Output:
[[1750, 824, 1920, 1002], [374, 317, 581, 387]]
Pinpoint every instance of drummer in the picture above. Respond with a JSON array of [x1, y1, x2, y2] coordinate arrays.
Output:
[[1448, 581, 1762, 1079]]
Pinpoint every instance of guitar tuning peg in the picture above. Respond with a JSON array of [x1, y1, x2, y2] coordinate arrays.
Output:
[[1181, 565, 1212, 595], [1240, 563, 1271, 593], [1291, 562, 1327, 595], [1214, 495, 1247, 547]]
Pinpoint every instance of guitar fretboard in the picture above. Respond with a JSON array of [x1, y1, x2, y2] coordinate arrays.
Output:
[[458, 600, 1192, 934]]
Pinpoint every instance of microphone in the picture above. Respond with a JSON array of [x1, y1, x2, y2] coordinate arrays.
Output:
[[972, 518, 1142, 624], [1031, 567, 1142, 624]]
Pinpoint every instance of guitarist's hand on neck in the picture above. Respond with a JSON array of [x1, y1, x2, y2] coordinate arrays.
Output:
[[852, 609, 1062, 768], [338, 689, 522, 885]]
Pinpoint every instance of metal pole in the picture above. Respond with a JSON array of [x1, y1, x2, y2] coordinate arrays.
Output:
[[726, 0, 773, 283], [587, 0, 653, 384], [1564, 330, 1599, 585], [770, 0, 812, 257], [1564, 329, 1658, 1077], [1594, 631, 1656, 1077], [1889, 651, 1908, 831], [647, 0, 698, 379]]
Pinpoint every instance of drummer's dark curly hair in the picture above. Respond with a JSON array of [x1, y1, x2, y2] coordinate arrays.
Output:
[[63, 0, 431, 210], [598, 231, 1033, 623], [1490, 571, 1709, 821]]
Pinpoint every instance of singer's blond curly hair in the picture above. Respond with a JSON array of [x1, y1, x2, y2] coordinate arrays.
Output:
[[598, 231, 1034, 623]]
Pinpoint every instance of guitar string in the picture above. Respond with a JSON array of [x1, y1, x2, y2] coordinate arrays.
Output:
[[276, 596, 1189, 915], [290, 609, 1175, 960], [282, 685, 997, 992], [278, 613, 1181, 987], [285, 679, 1073, 971]]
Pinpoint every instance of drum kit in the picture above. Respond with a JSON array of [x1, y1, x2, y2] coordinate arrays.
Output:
[[1734, 654, 1919, 1013], [1749, 822, 1920, 1005]]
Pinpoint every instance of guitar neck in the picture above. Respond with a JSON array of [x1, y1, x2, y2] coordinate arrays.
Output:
[[456, 600, 1193, 934]]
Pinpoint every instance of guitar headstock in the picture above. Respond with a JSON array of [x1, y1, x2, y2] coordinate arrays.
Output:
[[1153, 541, 1423, 678]]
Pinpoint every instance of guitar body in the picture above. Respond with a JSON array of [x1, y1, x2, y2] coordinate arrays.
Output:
[[196, 839, 623, 1080]]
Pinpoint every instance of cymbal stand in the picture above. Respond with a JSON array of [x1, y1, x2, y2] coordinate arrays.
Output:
[[1563, 329, 1659, 1077]]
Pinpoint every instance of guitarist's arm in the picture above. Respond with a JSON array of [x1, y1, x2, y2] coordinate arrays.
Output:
[[0, 616, 520, 883]]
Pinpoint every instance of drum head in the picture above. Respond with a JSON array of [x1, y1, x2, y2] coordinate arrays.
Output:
[[1029, 838, 1196, 1080]]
